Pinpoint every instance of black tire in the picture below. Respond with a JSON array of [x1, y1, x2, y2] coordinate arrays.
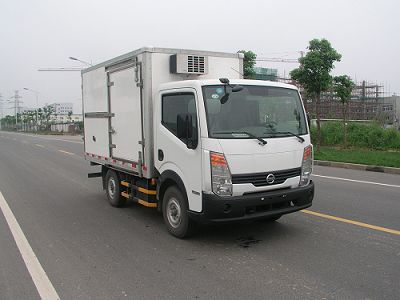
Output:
[[105, 170, 126, 207], [162, 186, 196, 238]]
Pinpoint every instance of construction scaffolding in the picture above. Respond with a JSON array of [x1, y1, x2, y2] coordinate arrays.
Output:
[[285, 80, 396, 125]]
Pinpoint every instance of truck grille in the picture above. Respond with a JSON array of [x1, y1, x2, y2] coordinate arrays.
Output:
[[232, 168, 301, 187]]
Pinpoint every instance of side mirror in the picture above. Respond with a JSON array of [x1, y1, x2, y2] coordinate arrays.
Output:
[[177, 113, 198, 149]]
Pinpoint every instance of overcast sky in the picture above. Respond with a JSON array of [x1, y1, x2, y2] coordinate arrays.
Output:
[[1, 0, 399, 114]]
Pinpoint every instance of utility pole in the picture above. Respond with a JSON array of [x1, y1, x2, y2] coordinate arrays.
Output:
[[9, 90, 23, 128]]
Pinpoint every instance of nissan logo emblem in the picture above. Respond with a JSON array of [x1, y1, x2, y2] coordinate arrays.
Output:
[[266, 174, 275, 184]]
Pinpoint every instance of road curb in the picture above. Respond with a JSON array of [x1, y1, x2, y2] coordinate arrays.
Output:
[[314, 160, 400, 175]]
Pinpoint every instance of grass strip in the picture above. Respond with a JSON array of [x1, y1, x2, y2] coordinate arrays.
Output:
[[315, 147, 400, 168]]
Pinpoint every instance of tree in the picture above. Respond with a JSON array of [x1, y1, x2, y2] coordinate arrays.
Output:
[[37, 108, 44, 129], [1, 115, 16, 130], [290, 39, 342, 150], [68, 111, 73, 123], [26, 110, 36, 131], [238, 50, 257, 79], [42, 105, 54, 131], [333, 75, 355, 148]]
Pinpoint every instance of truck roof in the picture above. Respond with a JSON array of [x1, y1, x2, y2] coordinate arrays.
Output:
[[158, 79, 299, 91], [81, 47, 243, 74]]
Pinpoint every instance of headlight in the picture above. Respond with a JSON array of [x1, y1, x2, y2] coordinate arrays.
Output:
[[299, 145, 313, 186], [210, 152, 232, 196]]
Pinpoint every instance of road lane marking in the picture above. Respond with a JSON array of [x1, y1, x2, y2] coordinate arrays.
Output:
[[36, 136, 83, 144], [25, 134, 83, 144], [302, 209, 400, 236], [0, 191, 60, 300], [0, 132, 83, 144], [58, 150, 75, 155], [35, 144, 45, 148], [313, 174, 400, 189]]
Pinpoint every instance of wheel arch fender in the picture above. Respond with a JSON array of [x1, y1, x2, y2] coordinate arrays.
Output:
[[157, 170, 188, 212]]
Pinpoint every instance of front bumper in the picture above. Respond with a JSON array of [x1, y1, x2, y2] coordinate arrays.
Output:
[[189, 181, 314, 223]]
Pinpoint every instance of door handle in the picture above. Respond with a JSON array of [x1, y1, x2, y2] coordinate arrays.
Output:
[[158, 149, 164, 161]]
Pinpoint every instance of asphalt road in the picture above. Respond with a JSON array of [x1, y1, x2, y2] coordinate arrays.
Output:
[[0, 131, 399, 300]]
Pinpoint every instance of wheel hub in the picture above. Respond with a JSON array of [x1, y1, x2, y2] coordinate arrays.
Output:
[[167, 198, 181, 228], [108, 177, 116, 198]]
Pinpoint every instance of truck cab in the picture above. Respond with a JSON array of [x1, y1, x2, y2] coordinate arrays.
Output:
[[154, 79, 314, 237]]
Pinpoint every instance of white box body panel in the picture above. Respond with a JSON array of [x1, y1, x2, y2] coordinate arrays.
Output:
[[82, 47, 243, 177], [82, 67, 109, 157], [109, 66, 143, 162]]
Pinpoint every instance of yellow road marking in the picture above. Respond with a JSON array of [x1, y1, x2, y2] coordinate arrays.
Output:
[[35, 144, 45, 148], [121, 181, 130, 187], [302, 209, 400, 236], [58, 150, 74, 155]]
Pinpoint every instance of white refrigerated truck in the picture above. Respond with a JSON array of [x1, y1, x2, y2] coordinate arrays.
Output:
[[82, 47, 314, 238]]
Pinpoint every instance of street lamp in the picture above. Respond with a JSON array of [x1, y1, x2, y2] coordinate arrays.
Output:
[[23, 87, 39, 131], [69, 56, 93, 67]]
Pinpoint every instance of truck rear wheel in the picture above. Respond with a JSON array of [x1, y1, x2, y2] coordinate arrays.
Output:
[[162, 186, 196, 238], [105, 169, 126, 207]]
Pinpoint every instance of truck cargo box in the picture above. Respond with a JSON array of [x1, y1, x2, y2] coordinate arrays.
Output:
[[82, 47, 243, 178]]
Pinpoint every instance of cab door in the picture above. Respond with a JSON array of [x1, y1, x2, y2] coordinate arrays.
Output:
[[155, 89, 203, 212]]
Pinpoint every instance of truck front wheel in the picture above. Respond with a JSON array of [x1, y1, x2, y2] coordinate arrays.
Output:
[[162, 186, 196, 238], [105, 169, 126, 207]]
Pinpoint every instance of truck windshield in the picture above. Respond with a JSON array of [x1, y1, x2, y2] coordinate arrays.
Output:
[[202, 85, 308, 139]]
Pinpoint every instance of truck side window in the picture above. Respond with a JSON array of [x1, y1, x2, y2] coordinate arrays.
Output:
[[162, 93, 197, 140]]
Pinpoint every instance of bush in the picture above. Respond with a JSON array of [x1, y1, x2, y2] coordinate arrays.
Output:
[[311, 122, 400, 150], [320, 122, 343, 145]]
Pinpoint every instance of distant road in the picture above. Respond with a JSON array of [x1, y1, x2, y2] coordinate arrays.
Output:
[[0, 131, 399, 299]]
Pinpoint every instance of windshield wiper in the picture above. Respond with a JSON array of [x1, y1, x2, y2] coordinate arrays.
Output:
[[214, 131, 267, 146], [265, 131, 305, 143]]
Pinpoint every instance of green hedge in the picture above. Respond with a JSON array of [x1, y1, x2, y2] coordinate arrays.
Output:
[[310, 122, 400, 150]]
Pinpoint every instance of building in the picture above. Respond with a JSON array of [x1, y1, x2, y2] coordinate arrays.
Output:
[[386, 94, 400, 128], [50, 113, 82, 123], [254, 67, 278, 81], [49, 113, 83, 133], [50, 103, 73, 115]]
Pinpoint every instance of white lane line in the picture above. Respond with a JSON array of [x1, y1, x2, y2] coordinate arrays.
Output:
[[35, 144, 45, 148], [25, 134, 83, 144], [58, 150, 75, 155], [0, 191, 60, 300], [313, 174, 400, 189], [34, 136, 83, 144]]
